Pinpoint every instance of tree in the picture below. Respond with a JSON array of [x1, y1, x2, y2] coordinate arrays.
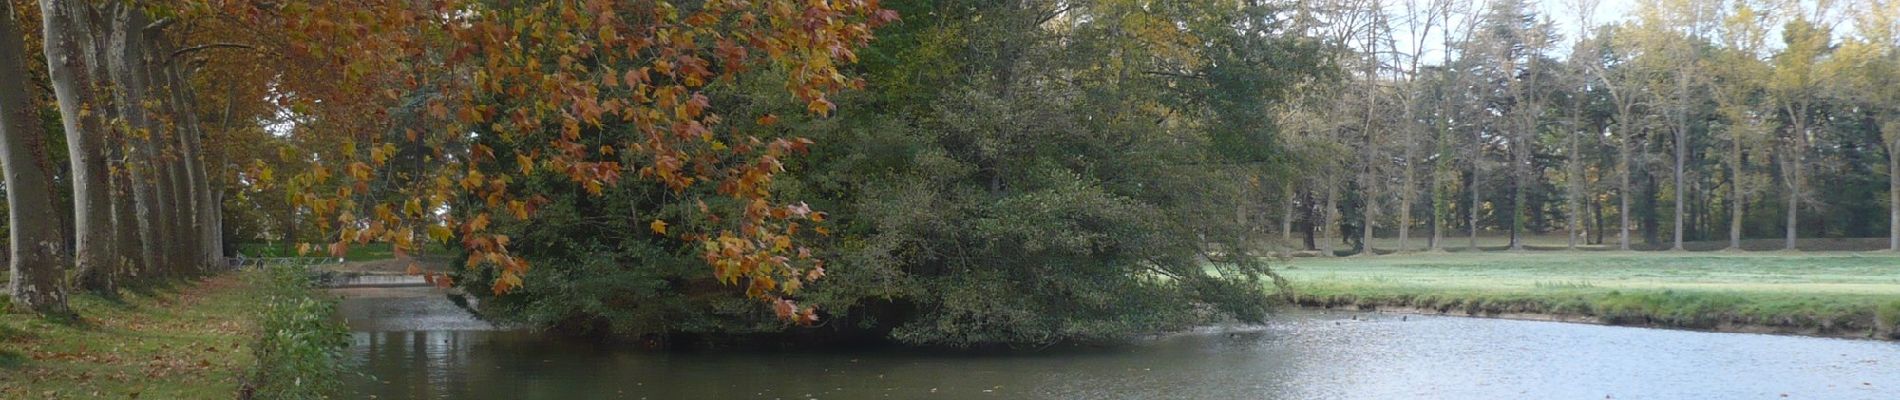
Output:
[[1, 0, 73, 316], [103, 5, 166, 277], [1770, 13, 1833, 251], [1587, 25, 1652, 251], [1833, 0, 1900, 250], [38, 0, 117, 292], [1710, 0, 1775, 251]]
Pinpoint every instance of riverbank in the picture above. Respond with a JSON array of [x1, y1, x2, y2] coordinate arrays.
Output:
[[1279, 252, 1900, 340], [0, 276, 255, 398], [0, 269, 346, 399]]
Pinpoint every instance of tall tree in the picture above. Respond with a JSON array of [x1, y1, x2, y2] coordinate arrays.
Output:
[[104, 5, 165, 277], [1711, 0, 1775, 251], [1588, 25, 1651, 251], [1, 0, 73, 316], [1770, 12, 1833, 251], [39, 0, 117, 291], [1834, 0, 1900, 250]]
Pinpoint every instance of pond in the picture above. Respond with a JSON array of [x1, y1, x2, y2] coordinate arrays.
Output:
[[337, 289, 1899, 399]]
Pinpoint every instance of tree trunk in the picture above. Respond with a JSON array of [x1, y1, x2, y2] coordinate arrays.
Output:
[[1281, 183, 1294, 245], [146, 41, 198, 274], [1889, 125, 1899, 252], [1431, 124, 1447, 252], [106, 7, 165, 277], [1730, 125, 1745, 250], [1785, 110, 1805, 252], [1509, 121, 1527, 252], [111, 161, 142, 276], [1400, 119, 1416, 253], [39, 0, 117, 292], [1618, 125, 1632, 251], [1470, 129, 1482, 251], [1321, 185, 1338, 257], [1672, 125, 1686, 251], [171, 65, 219, 269], [1567, 119, 1580, 250], [1, 2, 75, 316]]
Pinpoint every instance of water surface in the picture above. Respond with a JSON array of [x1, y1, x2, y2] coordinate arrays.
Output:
[[340, 305, 1899, 399]]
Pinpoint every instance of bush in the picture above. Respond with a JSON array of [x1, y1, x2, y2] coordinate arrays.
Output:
[[243, 267, 350, 400]]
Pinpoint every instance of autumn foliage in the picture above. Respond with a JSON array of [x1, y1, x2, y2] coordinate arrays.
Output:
[[224, 0, 895, 322]]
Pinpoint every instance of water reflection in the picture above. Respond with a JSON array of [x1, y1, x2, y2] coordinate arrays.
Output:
[[344, 313, 1900, 399]]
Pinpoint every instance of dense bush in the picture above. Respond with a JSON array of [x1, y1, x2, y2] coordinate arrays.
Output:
[[457, 0, 1322, 348], [243, 267, 350, 399]]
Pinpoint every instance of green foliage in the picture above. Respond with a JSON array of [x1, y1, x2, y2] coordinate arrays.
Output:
[[245, 267, 350, 399], [458, 0, 1324, 348]]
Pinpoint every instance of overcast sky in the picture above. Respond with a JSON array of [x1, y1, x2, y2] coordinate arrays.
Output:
[[1387, 0, 1638, 67]]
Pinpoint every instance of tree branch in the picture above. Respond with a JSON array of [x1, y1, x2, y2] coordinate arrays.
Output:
[[172, 43, 256, 59], [145, 17, 176, 32]]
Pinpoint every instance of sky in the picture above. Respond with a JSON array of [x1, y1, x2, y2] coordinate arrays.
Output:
[[1388, 0, 1637, 66]]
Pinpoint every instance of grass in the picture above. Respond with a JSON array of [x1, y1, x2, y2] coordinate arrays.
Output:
[[1296, 232, 1900, 253], [0, 277, 257, 399], [1277, 251, 1900, 338]]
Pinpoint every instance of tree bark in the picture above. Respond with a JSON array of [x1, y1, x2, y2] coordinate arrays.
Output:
[[1, 2, 75, 316], [1509, 117, 1527, 252], [1785, 105, 1806, 252], [40, 0, 120, 293], [1470, 128, 1482, 251], [168, 61, 219, 269], [1618, 124, 1632, 251], [1889, 128, 1898, 252], [1321, 185, 1338, 257], [1399, 112, 1416, 253], [1729, 123, 1745, 250], [1281, 183, 1294, 244], [1672, 124, 1687, 251], [106, 7, 166, 277], [146, 37, 198, 274]]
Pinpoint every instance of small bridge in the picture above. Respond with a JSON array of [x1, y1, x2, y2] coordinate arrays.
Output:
[[226, 256, 346, 270]]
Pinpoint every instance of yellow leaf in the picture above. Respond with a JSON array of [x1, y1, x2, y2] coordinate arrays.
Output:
[[427, 224, 454, 242], [650, 219, 668, 236]]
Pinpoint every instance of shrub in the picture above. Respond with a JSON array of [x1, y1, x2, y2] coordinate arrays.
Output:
[[243, 267, 350, 400]]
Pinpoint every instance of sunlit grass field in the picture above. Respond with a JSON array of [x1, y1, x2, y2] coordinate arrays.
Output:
[[1276, 249, 1900, 337]]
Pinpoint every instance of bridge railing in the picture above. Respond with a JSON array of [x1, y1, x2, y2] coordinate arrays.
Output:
[[226, 256, 346, 270]]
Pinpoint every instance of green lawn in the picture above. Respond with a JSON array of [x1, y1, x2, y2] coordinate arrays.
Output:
[[0, 276, 257, 399], [1277, 251, 1900, 337]]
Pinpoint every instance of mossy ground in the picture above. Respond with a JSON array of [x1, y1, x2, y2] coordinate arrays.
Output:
[[0, 276, 258, 399], [1278, 251, 1900, 338]]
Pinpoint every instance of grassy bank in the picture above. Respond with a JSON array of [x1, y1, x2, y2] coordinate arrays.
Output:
[[0, 269, 347, 399], [0, 277, 256, 398], [1278, 252, 1900, 339]]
